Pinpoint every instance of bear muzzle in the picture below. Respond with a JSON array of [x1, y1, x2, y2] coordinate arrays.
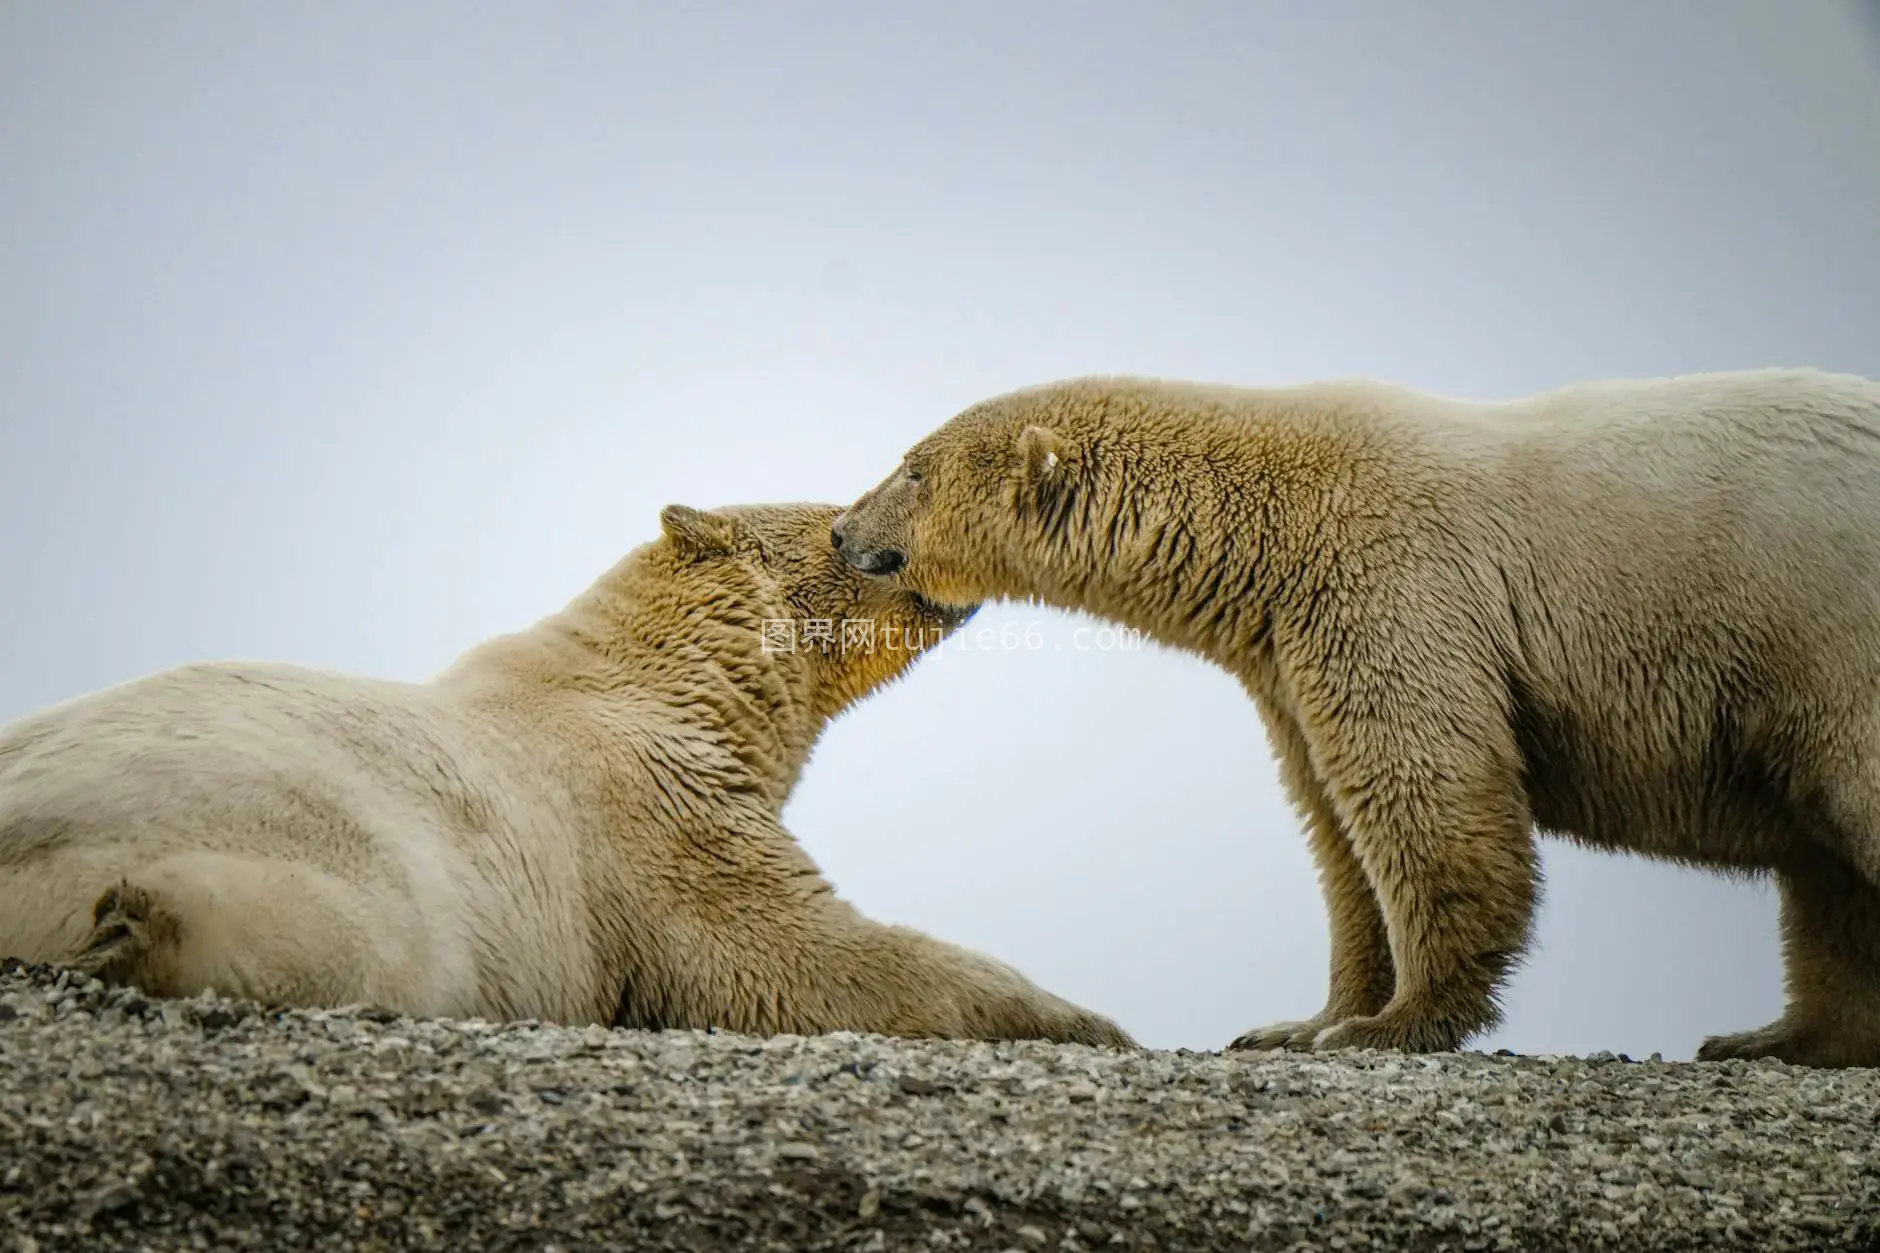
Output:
[[830, 515, 907, 577], [851, 547, 907, 577]]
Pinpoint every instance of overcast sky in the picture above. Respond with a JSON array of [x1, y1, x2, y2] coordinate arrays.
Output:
[[4, 1, 1879, 1057]]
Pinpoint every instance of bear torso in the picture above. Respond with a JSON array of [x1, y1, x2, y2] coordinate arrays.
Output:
[[0, 658, 615, 1020], [1264, 369, 1880, 874]]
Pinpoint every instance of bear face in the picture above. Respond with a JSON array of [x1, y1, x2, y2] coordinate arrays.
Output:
[[831, 379, 1297, 643], [830, 395, 1077, 614], [661, 501, 980, 720]]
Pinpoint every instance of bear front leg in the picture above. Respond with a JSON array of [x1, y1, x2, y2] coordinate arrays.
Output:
[[1297, 686, 1540, 1055], [1696, 845, 1880, 1068], [629, 861, 1137, 1049], [1230, 705, 1395, 1051]]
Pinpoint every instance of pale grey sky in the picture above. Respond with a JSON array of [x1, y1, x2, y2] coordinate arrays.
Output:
[[4, 1, 1878, 1056]]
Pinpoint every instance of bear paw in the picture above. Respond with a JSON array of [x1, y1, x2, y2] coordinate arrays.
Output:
[[1227, 1018, 1330, 1052], [1695, 1019, 1866, 1068], [1055, 1008, 1139, 1051], [1307, 1009, 1465, 1055], [993, 994, 1138, 1050]]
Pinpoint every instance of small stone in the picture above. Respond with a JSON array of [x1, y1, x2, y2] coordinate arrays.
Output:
[[75, 1182, 141, 1221], [197, 1006, 243, 1032]]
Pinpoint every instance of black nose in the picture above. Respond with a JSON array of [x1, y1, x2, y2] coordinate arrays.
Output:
[[830, 524, 845, 552]]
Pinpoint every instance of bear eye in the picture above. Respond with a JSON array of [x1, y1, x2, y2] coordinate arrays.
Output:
[[905, 467, 923, 485]]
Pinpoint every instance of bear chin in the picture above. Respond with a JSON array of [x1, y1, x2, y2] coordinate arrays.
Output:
[[910, 593, 979, 629]]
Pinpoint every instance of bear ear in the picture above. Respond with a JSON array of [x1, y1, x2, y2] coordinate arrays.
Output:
[[1014, 424, 1070, 488], [660, 504, 743, 562]]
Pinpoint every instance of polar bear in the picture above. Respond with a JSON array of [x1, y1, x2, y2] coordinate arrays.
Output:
[[831, 368, 1880, 1067], [0, 501, 1133, 1047]]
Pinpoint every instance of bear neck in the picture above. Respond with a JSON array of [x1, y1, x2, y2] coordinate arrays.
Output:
[[1013, 419, 1318, 670], [529, 567, 825, 810]]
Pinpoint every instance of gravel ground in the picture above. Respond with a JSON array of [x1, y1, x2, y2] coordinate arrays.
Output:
[[2, 961, 1877, 1252]]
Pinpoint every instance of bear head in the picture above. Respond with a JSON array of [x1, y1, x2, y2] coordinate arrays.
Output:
[[657, 501, 979, 722], [829, 385, 1094, 612]]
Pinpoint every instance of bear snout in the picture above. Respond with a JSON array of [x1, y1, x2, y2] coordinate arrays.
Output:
[[830, 515, 906, 576]]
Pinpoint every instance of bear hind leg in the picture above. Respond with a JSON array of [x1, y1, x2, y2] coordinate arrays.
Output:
[[1696, 845, 1880, 1068], [68, 853, 444, 1016]]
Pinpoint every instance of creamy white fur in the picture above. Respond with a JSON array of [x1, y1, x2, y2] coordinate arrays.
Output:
[[0, 502, 1133, 1046], [835, 366, 1880, 1066]]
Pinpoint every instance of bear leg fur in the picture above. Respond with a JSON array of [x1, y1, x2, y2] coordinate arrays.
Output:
[[1231, 701, 1396, 1050], [1698, 846, 1880, 1067], [1294, 652, 1541, 1054]]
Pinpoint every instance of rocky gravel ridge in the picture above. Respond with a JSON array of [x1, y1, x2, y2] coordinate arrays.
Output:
[[1, 961, 1876, 1251]]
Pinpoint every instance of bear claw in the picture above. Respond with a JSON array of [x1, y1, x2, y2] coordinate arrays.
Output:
[[1227, 1019, 1327, 1052], [1306, 1010, 1466, 1055], [1694, 1020, 1839, 1066]]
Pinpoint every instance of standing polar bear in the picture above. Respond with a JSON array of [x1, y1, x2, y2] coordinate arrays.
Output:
[[832, 367, 1880, 1068], [0, 500, 1133, 1048]]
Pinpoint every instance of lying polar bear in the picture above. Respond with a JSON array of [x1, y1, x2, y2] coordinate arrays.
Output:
[[0, 501, 1133, 1047]]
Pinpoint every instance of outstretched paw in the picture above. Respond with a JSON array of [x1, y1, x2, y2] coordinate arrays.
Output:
[[1062, 1010, 1139, 1051], [972, 989, 1139, 1050]]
